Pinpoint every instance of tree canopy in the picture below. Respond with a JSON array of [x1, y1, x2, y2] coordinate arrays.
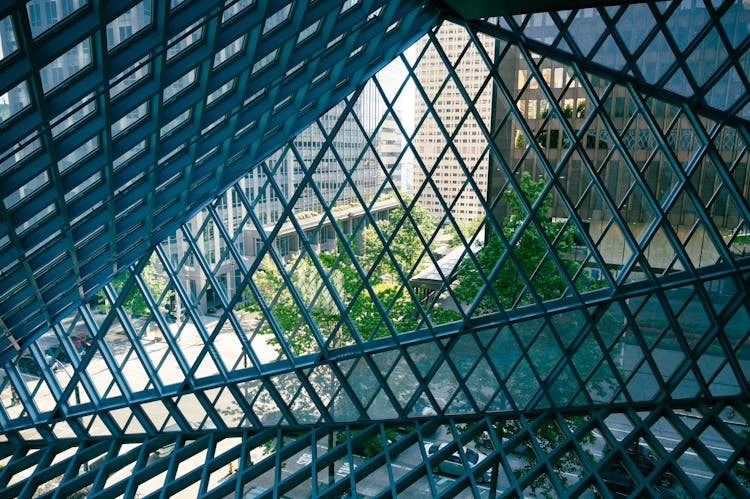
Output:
[[361, 201, 436, 280], [251, 202, 459, 357], [454, 171, 599, 313], [95, 262, 172, 318]]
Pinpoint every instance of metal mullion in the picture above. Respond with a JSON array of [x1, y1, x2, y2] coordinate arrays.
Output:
[[677, 1, 743, 97], [368, 74, 480, 322], [173, 20, 262, 224], [627, 98, 732, 397], [671, 286, 740, 398], [2, 266, 748, 434], [254, 151, 386, 425], [178, 5, 234, 202], [158, 435, 215, 496], [142, 0, 172, 252], [196, 202, 266, 365], [528, 415, 572, 498], [198, 192, 276, 376], [221, 7, 433, 171], [450, 419, 484, 493], [683, 107, 750, 261], [407, 43, 528, 315], [524, 316, 587, 411], [576, 82, 679, 289], [86, 439, 124, 496], [550, 410, 601, 496], [273, 2, 321, 142], [249, 164, 332, 354], [252, 153, 337, 354], [466, 35, 588, 302], [11, 438, 54, 497], [506, 416, 553, 492], [209, 429, 279, 495], [179, 223, 239, 382], [571, 79, 664, 287], [607, 291, 675, 404], [82, 311, 157, 414], [511, 37, 633, 298], [467, 30, 592, 315], [599, 3, 676, 91], [490, 81, 603, 303], [693, 126, 750, 233], [0, 0, 66, 345], [275, 146, 412, 421], [131, 269, 194, 382], [76, 304, 135, 411], [97, 264, 167, 400], [293, 106, 411, 344], [636, 406, 700, 494], [229, 172, 301, 367], [223, 383, 265, 429], [217, 187, 318, 428], [710, 11, 750, 119], [151, 229, 216, 363], [401, 34, 503, 310], [382, 58, 491, 294], [207, 201, 335, 426], [587, 95, 678, 282], [325, 104, 441, 336], [700, 274, 750, 397], [51, 261, 152, 414], [86, 0, 121, 332], [277, 149, 377, 422], [704, 402, 750, 493]]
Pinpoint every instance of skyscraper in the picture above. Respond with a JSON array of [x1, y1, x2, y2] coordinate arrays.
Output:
[[413, 22, 494, 223]]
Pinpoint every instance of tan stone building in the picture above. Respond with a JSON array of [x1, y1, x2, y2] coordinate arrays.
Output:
[[413, 23, 494, 223]]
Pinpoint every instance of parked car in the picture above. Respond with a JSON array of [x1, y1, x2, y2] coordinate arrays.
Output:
[[15, 353, 43, 378], [424, 442, 490, 483], [69, 331, 93, 351], [596, 444, 675, 497]]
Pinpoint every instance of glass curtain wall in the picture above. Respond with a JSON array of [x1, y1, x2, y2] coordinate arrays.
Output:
[[1, 2, 749, 498]]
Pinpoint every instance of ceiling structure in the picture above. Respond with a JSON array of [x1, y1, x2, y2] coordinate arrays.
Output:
[[0, 0, 749, 497], [0, 0, 440, 362]]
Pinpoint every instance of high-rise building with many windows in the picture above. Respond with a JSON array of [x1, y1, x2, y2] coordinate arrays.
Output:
[[413, 22, 494, 223]]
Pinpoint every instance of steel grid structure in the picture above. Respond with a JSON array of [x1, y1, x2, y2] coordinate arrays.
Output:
[[1, 0, 750, 498], [0, 0, 440, 360]]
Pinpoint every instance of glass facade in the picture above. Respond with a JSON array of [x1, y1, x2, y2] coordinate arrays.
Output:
[[1, 1, 749, 497]]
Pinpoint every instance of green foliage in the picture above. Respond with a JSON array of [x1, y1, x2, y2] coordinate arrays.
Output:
[[336, 428, 399, 459], [95, 262, 171, 317], [454, 172, 600, 313], [734, 430, 750, 487], [515, 132, 526, 149], [253, 255, 336, 355], [576, 100, 586, 118], [444, 217, 483, 248], [361, 200, 436, 279], [254, 202, 458, 355]]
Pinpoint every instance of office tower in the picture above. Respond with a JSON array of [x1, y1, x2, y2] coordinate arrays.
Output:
[[413, 22, 494, 222]]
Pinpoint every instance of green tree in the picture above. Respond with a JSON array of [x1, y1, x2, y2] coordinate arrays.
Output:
[[454, 172, 597, 313], [252, 254, 340, 356], [444, 217, 483, 248], [499, 416, 595, 497], [254, 202, 458, 356], [96, 262, 172, 317], [361, 200, 436, 280]]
